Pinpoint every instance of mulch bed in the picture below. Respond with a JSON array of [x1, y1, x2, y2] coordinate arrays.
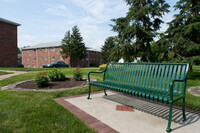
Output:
[[16, 78, 87, 90]]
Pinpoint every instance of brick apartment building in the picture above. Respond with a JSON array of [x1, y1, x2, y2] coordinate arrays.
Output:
[[22, 41, 106, 68], [0, 17, 20, 67]]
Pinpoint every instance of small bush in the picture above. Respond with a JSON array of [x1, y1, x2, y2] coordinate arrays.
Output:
[[48, 70, 67, 81], [35, 72, 49, 87], [99, 64, 107, 71], [73, 68, 82, 81]]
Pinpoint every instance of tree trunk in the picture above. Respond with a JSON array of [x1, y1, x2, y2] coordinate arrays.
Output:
[[160, 52, 167, 62]]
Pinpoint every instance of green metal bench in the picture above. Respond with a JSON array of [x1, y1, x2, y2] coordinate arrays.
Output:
[[87, 63, 189, 132]]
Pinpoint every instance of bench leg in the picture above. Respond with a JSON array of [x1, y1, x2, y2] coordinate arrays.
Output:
[[182, 98, 186, 121], [87, 85, 91, 99], [166, 102, 173, 132], [104, 88, 107, 96]]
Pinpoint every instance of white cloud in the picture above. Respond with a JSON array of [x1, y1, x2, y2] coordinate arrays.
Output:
[[71, 0, 128, 24], [18, 34, 40, 48], [46, 5, 73, 17]]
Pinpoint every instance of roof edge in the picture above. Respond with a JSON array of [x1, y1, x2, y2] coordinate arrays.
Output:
[[0, 17, 21, 26]]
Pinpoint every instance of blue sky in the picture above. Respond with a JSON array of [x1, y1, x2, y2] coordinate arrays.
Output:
[[0, 0, 179, 50]]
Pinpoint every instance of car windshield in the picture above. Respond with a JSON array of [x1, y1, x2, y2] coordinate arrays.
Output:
[[51, 61, 58, 64]]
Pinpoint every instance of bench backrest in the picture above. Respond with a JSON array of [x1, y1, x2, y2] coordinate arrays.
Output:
[[104, 63, 189, 96]]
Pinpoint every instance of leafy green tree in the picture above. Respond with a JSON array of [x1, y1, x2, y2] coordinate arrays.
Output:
[[100, 36, 117, 62], [61, 25, 86, 67], [167, 0, 200, 58], [111, 0, 170, 62]]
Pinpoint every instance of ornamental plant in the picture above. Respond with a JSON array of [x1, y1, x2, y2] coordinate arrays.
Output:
[[48, 70, 68, 81], [34, 72, 49, 87], [99, 64, 106, 71], [73, 68, 82, 81]]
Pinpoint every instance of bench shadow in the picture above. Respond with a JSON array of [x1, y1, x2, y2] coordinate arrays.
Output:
[[104, 94, 200, 132]]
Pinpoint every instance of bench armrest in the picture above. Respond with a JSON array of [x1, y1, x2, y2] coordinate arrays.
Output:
[[88, 71, 105, 82], [88, 64, 108, 82], [88, 65, 108, 82], [169, 74, 187, 101]]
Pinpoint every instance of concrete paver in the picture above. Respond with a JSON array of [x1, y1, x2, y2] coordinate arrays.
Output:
[[65, 92, 200, 133]]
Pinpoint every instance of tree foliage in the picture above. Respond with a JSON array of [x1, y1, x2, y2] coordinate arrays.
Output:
[[100, 36, 118, 62], [167, 0, 200, 58], [111, 0, 170, 62], [61, 25, 86, 67]]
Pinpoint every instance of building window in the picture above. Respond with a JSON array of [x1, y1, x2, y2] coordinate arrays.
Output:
[[45, 56, 47, 61], [33, 57, 36, 61], [51, 47, 55, 51], [29, 53, 31, 56], [39, 57, 42, 61], [51, 56, 55, 60], [45, 48, 47, 52], [57, 51, 60, 55], [60, 56, 63, 60], [90, 58, 92, 60], [93, 58, 95, 60], [39, 48, 42, 52], [33, 49, 36, 52], [40, 65, 42, 68], [27, 65, 30, 68], [27, 57, 29, 61], [60, 48, 63, 51], [86, 58, 88, 61], [33, 65, 36, 68], [27, 51, 29, 53]]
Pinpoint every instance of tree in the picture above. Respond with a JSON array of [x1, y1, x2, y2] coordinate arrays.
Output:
[[111, 0, 170, 62], [109, 44, 122, 62], [167, 0, 200, 58], [18, 47, 21, 54], [100, 36, 117, 62], [61, 25, 86, 67]]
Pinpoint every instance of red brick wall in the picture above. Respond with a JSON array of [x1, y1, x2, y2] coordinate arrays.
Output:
[[22, 47, 70, 68], [0, 21, 18, 67], [22, 46, 106, 68], [72, 51, 106, 67]]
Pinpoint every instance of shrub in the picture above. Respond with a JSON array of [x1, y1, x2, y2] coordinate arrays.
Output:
[[73, 68, 82, 81], [34, 72, 49, 87], [99, 64, 107, 71], [48, 70, 67, 81]]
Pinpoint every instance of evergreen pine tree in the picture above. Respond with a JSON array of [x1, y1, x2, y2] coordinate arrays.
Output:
[[167, 0, 200, 58], [100, 36, 117, 62], [111, 0, 170, 62], [61, 26, 86, 67]]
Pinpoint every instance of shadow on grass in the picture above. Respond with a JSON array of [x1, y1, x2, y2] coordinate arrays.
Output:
[[104, 94, 200, 132], [187, 71, 200, 80]]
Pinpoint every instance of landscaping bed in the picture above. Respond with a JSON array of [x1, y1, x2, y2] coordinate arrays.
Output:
[[16, 78, 87, 90]]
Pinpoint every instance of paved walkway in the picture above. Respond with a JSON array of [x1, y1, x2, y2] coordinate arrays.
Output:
[[0, 70, 28, 81], [55, 91, 200, 133]]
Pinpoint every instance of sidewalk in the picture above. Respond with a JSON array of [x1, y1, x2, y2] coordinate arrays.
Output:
[[0, 70, 28, 81], [55, 91, 200, 133]]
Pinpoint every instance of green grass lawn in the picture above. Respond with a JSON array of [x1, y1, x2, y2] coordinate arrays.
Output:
[[0, 71, 13, 76], [0, 66, 199, 132]]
